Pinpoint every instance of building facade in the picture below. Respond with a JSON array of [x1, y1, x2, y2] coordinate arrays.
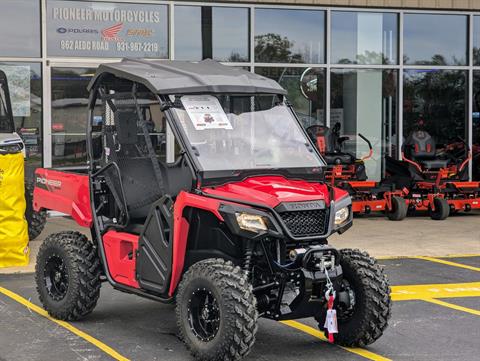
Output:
[[1, 0, 479, 180]]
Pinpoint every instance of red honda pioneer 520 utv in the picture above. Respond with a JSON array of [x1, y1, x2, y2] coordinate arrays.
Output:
[[33, 59, 391, 361]]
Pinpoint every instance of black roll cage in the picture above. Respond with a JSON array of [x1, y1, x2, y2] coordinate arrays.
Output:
[[86, 73, 326, 190]]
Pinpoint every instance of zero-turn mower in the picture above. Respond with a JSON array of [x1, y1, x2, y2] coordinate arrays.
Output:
[[306, 122, 407, 221], [396, 129, 480, 220]]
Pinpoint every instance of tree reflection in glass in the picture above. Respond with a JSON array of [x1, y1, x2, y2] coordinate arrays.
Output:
[[403, 70, 467, 155], [254, 9, 325, 64]]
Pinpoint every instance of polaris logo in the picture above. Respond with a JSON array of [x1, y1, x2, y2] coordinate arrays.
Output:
[[36, 177, 62, 188], [57, 27, 98, 34]]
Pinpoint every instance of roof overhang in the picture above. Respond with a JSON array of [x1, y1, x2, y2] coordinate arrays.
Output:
[[87, 58, 287, 96]]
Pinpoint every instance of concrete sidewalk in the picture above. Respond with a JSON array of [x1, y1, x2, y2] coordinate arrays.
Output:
[[1, 212, 479, 274]]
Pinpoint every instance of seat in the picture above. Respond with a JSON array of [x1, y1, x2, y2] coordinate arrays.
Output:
[[404, 130, 450, 170], [104, 108, 164, 224], [420, 159, 450, 169], [308, 125, 355, 165], [323, 153, 356, 165]]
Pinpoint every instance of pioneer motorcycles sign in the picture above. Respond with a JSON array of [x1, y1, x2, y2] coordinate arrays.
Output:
[[47, 0, 168, 58]]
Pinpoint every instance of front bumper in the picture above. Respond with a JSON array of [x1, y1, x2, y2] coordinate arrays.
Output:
[[265, 245, 344, 321]]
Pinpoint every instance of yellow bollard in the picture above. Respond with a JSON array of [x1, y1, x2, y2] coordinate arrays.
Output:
[[0, 153, 29, 267]]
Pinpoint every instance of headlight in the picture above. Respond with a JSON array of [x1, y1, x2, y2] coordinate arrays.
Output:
[[334, 207, 349, 225], [235, 212, 268, 233]]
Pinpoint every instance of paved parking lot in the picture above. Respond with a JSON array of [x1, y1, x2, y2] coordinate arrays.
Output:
[[1, 253, 479, 361]]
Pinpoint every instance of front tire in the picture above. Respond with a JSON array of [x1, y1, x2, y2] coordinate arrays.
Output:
[[35, 231, 101, 320], [429, 197, 449, 220], [317, 249, 391, 347], [386, 196, 407, 221], [176, 258, 258, 361]]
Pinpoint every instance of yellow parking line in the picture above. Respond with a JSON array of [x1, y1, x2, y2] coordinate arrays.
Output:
[[439, 253, 480, 259], [413, 256, 480, 272], [391, 282, 480, 301], [281, 320, 391, 361], [422, 298, 480, 316], [377, 253, 480, 260], [0, 286, 130, 361]]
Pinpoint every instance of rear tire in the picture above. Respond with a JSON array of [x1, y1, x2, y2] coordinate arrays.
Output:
[[429, 197, 449, 220], [386, 196, 407, 221], [35, 231, 101, 320], [25, 182, 47, 240], [176, 258, 258, 361], [316, 249, 391, 347]]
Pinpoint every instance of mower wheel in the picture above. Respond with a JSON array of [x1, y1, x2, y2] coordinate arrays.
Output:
[[429, 197, 450, 220], [316, 249, 391, 347], [35, 231, 102, 320], [176, 258, 258, 361], [386, 196, 407, 221], [25, 182, 47, 240]]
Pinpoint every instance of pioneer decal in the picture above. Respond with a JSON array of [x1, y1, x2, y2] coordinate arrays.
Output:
[[36, 176, 62, 189]]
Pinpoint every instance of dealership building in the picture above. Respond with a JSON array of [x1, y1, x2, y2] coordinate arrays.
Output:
[[1, 0, 479, 180]]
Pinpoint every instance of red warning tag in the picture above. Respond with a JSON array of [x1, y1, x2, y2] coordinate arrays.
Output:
[[324, 294, 338, 342]]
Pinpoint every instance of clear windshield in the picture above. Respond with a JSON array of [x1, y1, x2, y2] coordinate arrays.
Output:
[[172, 95, 325, 171]]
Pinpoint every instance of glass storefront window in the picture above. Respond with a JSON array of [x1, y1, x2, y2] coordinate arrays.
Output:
[[0, 0, 41, 57], [403, 69, 467, 159], [51, 67, 95, 168], [255, 9, 325, 64], [331, 11, 397, 65], [403, 14, 467, 66], [472, 71, 480, 180], [474, 16, 480, 66], [0, 63, 42, 177], [47, 1, 168, 58], [330, 69, 398, 181], [255, 67, 325, 128], [175, 6, 249, 62]]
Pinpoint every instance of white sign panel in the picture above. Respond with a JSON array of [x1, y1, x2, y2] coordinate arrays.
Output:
[[47, 0, 168, 58], [181, 96, 232, 131]]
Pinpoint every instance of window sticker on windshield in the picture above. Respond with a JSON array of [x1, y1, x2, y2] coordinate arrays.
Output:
[[181, 95, 233, 130]]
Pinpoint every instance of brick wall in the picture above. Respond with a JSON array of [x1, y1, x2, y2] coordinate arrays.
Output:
[[211, 0, 477, 10]]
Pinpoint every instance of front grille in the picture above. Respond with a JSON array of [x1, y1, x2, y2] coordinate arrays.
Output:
[[278, 209, 329, 237]]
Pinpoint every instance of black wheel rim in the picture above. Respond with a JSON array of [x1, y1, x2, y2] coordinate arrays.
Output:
[[44, 254, 69, 301], [337, 279, 356, 320], [187, 288, 220, 342]]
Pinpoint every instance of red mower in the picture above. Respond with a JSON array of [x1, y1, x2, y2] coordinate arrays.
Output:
[[32, 59, 391, 361], [395, 129, 480, 220], [306, 123, 407, 221]]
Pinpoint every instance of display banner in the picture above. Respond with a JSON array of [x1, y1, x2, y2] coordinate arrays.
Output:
[[47, 0, 168, 58]]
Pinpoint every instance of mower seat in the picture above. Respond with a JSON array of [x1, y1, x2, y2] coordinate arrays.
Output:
[[419, 159, 450, 169], [323, 153, 356, 165], [308, 125, 355, 165], [405, 130, 450, 169]]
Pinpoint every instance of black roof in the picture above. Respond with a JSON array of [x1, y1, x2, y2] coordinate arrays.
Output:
[[88, 58, 287, 95]]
